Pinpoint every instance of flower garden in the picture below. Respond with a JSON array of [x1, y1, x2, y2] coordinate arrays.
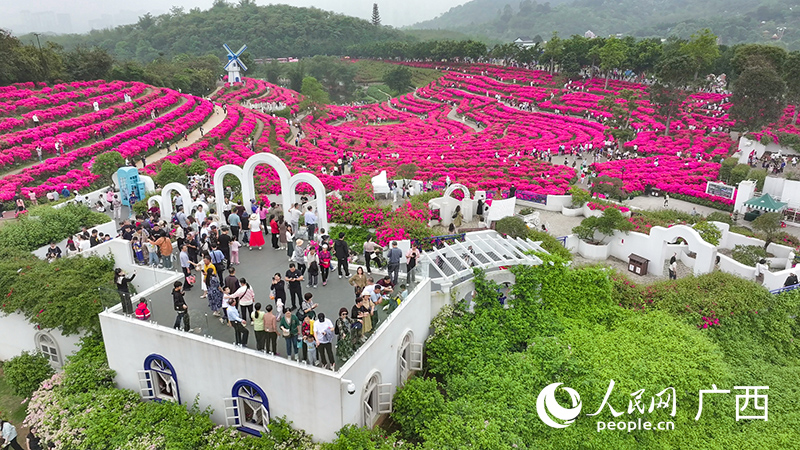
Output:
[[5, 61, 800, 218]]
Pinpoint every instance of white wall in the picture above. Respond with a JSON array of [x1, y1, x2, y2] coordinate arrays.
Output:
[[99, 280, 433, 442], [0, 312, 82, 364], [76, 238, 178, 292], [763, 176, 785, 199], [780, 179, 800, 209]]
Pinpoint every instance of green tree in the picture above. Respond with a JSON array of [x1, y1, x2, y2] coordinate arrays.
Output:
[[732, 44, 787, 75], [752, 212, 783, 250], [154, 161, 188, 187], [3, 351, 54, 397], [299, 76, 330, 119], [383, 66, 413, 93], [91, 151, 125, 188], [263, 59, 283, 84], [287, 61, 306, 92], [371, 3, 381, 26], [63, 46, 114, 81], [599, 37, 628, 89], [542, 32, 563, 73], [729, 64, 786, 132], [187, 159, 209, 176], [784, 52, 800, 124], [682, 28, 720, 80]]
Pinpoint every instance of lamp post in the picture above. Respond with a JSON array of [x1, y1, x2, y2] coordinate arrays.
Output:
[[33, 32, 49, 82]]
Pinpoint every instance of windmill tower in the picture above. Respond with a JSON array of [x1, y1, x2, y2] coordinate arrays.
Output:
[[223, 43, 248, 83]]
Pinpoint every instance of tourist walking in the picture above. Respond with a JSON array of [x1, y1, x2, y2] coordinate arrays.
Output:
[[319, 244, 332, 286], [248, 213, 265, 250], [0, 418, 24, 450], [334, 232, 351, 278], [387, 241, 403, 286], [172, 281, 190, 332]]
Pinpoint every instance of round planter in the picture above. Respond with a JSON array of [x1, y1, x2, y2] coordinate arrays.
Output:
[[577, 239, 611, 260], [562, 206, 584, 217]]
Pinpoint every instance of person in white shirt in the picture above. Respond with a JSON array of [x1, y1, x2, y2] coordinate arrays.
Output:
[[194, 205, 206, 224], [288, 203, 302, 233], [313, 313, 335, 370], [0, 419, 22, 450]]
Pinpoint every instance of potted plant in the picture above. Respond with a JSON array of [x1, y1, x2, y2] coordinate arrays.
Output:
[[563, 187, 590, 216], [572, 208, 634, 259]]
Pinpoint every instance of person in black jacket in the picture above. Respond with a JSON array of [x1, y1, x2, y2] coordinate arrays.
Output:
[[334, 232, 350, 278], [114, 268, 136, 314], [172, 281, 190, 332]]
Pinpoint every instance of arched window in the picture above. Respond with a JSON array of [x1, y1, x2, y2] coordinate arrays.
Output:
[[224, 380, 270, 437], [137, 354, 180, 404], [362, 372, 392, 427], [35, 332, 61, 367], [398, 332, 423, 386]]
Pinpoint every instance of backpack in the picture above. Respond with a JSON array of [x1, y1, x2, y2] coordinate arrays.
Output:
[[308, 260, 319, 275]]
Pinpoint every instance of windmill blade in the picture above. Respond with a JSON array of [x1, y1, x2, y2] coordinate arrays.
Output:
[[238, 60, 248, 72], [223, 60, 235, 70], [235, 44, 247, 56], [223, 43, 235, 56]]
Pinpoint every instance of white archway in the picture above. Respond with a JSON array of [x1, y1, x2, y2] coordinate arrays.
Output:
[[651, 225, 717, 277], [213, 153, 326, 229], [444, 183, 470, 200], [289, 172, 328, 231], [148, 183, 196, 221]]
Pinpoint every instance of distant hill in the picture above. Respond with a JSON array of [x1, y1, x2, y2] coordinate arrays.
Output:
[[30, 2, 408, 63], [409, 0, 800, 49]]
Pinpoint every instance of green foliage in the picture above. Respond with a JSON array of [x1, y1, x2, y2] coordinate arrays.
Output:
[[590, 175, 627, 201], [61, 335, 116, 395], [299, 76, 330, 119], [730, 63, 787, 132], [305, 55, 358, 102], [495, 216, 529, 238], [718, 157, 738, 183], [0, 204, 109, 251], [752, 212, 782, 248], [323, 424, 417, 450], [748, 167, 768, 190], [706, 211, 733, 225], [396, 163, 418, 180], [731, 244, 768, 266], [573, 207, 633, 243], [154, 160, 188, 187], [91, 151, 125, 186], [391, 377, 448, 441], [692, 220, 722, 245], [729, 163, 751, 186], [569, 186, 591, 207], [526, 229, 572, 260], [328, 225, 373, 253], [383, 66, 413, 93], [518, 207, 534, 215], [187, 158, 209, 176], [2, 351, 54, 397], [0, 252, 118, 334]]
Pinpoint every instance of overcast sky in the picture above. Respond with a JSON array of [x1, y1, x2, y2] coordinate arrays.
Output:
[[1, 0, 468, 35]]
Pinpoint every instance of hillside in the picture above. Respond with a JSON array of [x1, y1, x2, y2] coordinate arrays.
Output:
[[31, 2, 408, 63], [410, 0, 800, 49]]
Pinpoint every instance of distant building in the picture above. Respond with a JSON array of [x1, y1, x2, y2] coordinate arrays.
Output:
[[513, 36, 536, 49], [584, 30, 596, 39]]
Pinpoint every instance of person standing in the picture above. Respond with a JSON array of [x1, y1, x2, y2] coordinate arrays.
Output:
[[305, 246, 320, 288], [349, 266, 368, 297], [362, 236, 379, 274], [387, 241, 403, 286], [279, 308, 301, 361], [179, 245, 193, 291], [0, 418, 23, 450], [334, 308, 355, 363], [230, 278, 255, 320], [668, 253, 678, 280], [172, 281, 190, 332], [269, 215, 280, 250], [252, 303, 267, 352], [334, 232, 351, 278], [263, 304, 279, 354], [286, 263, 304, 309], [271, 273, 287, 308], [288, 203, 301, 235], [217, 226, 232, 270], [227, 298, 249, 347], [114, 268, 136, 314], [227, 207, 241, 243], [319, 244, 332, 286], [314, 313, 335, 370], [664, 194, 669, 208], [406, 244, 420, 285], [304, 206, 317, 241], [248, 214, 265, 250]]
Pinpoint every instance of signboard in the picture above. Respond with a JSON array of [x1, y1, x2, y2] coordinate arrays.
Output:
[[706, 182, 735, 200]]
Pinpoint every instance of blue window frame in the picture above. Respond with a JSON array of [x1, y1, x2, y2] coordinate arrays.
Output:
[[224, 379, 271, 436]]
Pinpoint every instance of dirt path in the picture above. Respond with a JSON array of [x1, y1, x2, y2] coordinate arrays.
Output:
[[135, 104, 227, 169]]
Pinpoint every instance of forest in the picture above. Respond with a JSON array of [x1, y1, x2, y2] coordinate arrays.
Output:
[[410, 0, 800, 50]]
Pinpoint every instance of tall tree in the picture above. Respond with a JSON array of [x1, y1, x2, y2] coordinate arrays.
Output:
[[299, 76, 329, 119], [683, 28, 720, 80], [542, 32, 563, 73], [729, 63, 786, 133], [599, 37, 627, 89], [372, 3, 381, 26], [383, 66, 412, 93], [784, 52, 800, 124]]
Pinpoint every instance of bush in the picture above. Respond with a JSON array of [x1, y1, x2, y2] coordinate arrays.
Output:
[[0, 204, 110, 251], [706, 211, 733, 225], [518, 207, 535, 216], [569, 186, 591, 207], [323, 425, 417, 450], [186, 159, 209, 176], [328, 225, 373, 253], [391, 377, 448, 441], [527, 229, 572, 260], [495, 216, 529, 238], [693, 221, 722, 245], [729, 163, 751, 186], [718, 157, 738, 182], [3, 351, 54, 397], [731, 244, 767, 266], [154, 161, 188, 187], [747, 168, 768, 191]]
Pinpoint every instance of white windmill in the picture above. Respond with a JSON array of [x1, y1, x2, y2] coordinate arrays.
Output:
[[223, 43, 248, 83]]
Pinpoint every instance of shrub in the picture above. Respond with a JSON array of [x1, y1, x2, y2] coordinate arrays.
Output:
[[323, 425, 416, 450], [718, 157, 738, 183], [328, 225, 373, 253], [731, 244, 767, 267], [692, 221, 722, 246], [91, 151, 125, 187], [495, 216, 529, 238], [747, 168, 768, 191], [569, 186, 591, 207], [186, 159, 209, 175], [154, 161, 188, 187], [706, 211, 733, 225], [527, 229, 572, 260], [3, 351, 54, 397], [729, 163, 751, 186], [518, 207, 535, 216], [392, 377, 448, 441], [0, 204, 110, 251]]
